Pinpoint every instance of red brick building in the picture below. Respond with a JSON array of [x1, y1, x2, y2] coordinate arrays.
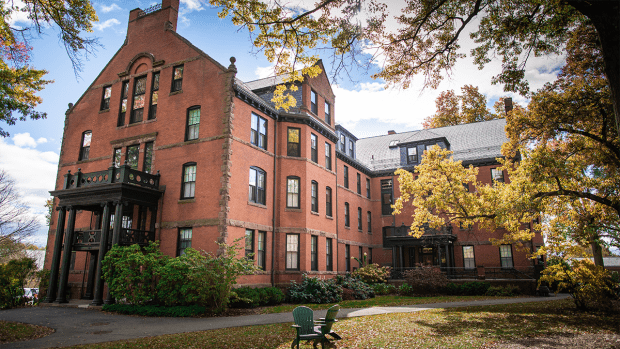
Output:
[[44, 0, 543, 304]]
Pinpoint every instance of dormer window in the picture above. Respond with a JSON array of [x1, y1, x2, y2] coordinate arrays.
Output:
[[491, 168, 504, 183], [340, 134, 345, 152], [407, 147, 417, 163], [389, 140, 399, 148], [348, 140, 354, 158]]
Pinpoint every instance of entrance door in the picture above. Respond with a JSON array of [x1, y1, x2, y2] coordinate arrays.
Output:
[[421, 247, 434, 266], [408, 247, 416, 267]]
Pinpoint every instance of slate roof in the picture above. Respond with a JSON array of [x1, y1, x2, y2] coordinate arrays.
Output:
[[356, 118, 508, 172], [244, 73, 293, 91]]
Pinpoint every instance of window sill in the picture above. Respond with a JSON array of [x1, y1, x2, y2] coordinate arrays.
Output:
[[184, 138, 201, 144], [344, 226, 350, 230], [326, 215, 333, 220], [178, 199, 195, 204], [285, 208, 302, 213], [358, 229, 363, 233], [169, 90, 183, 96], [99, 109, 110, 114], [310, 211, 319, 216], [248, 201, 267, 209]]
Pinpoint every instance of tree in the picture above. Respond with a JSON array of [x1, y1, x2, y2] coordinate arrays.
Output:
[[0, 170, 39, 261], [0, 0, 98, 137], [393, 23, 619, 266], [422, 85, 501, 129], [211, 0, 620, 138]]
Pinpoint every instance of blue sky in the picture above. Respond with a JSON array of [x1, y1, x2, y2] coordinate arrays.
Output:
[[2, 1, 565, 247]]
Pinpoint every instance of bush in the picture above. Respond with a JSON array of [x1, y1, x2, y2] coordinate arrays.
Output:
[[403, 265, 449, 296], [102, 304, 205, 317], [486, 284, 520, 297], [351, 263, 391, 284], [445, 282, 490, 296], [398, 283, 414, 296], [229, 286, 285, 308], [336, 274, 375, 300], [371, 283, 397, 295], [288, 275, 342, 304], [0, 257, 37, 309]]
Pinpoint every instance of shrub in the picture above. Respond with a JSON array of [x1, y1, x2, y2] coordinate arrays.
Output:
[[259, 287, 285, 305], [371, 283, 397, 295], [102, 304, 205, 317], [403, 265, 449, 296], [445, 282, 490, 296], [229, 287, 284, 308], [0, 257, 37, 309], [398, 283, 414, 296], [486, 284, 519, 296], [351, 263, 391, 284], [336, 274, 375, 300], [287, 275, 342, 304]]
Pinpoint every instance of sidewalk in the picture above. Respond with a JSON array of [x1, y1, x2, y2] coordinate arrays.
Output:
[[0, 294, 570, 349]]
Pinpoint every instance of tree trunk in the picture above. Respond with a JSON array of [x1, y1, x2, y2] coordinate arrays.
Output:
[[589, 236, 605, 267]]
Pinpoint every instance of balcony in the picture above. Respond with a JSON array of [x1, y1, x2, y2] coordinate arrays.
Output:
[[73, 228, 155, 251], [63, 164, 160, 191], [382, 222, 456, 248]]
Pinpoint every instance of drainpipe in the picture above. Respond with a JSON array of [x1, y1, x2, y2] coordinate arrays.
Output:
[[335, 152, 340, 274], [271, 117, 278, 286]]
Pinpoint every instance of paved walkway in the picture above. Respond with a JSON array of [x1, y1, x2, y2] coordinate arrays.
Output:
[[0, 295, 570, 348]]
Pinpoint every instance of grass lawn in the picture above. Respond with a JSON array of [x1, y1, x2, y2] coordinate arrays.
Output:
[[71, 298, 620, 348], [0, 320, 54, 345]]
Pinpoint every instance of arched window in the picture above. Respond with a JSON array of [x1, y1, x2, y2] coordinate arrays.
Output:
[[181, 162, 197, 199]]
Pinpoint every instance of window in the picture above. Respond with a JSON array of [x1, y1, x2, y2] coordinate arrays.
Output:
[[358, 246, 363, 268], [250, 113, 267, 149], [310, 89, 317, 114], [369, 248, 373, 264], [182, 163, 196, 199], [118, 81, 129, 126], [79, 131, 92, 161], [367, 211, 372, 233], [287, 128, 300, 157], [389, 140, 399, 148], [143, 142, 153, 173], [310, 133, 318, 163], [357, 207, 362, 230], [245, 229, 254, 259], [257, 231, 266, 270], [311, 180, 318, 212], [249, 167, 266, 205], [344, 202, 350, 227], [340, 134, 345, 152], [126, 144, 139, 169], [286, 177, 300, 208], [348, 140, 354, 157], [149, 72, 159, 119], [326, 238, 333, 271], [407, 147, 417, 163], [113, 148, 122, 168], [326, 187, 332, 217], [178, 228, 192, 256], [130, 76, 147, 123], [286, 234, 299, 270], [343, 166, 349, 188], [357, 173, 361, 194], [172, 65, 183, 92], [491, 168, 504, 183], [381, 179, 393, 215], [186, 107, 200, 141], [345, 244, 350, 272], [463, 246, 475, 269], [311, 236, 318, 271], [324, 101, 331, 124], [101, 86, 111, 110], [325, 142, 332, 170], [366, 178, 371, 198], [500, 245, 513, 268]]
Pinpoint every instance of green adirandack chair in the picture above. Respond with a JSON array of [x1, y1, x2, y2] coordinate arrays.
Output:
[[314, 304, 341, 340], [291, 306, 326, 349]]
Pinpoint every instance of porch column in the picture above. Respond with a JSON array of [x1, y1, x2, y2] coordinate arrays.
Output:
[[392, 247, 397, 268], [437, 244, 442, 267], [399, 246, 404, 270], [106, 201, 124, 304], [445, 244, 451, 268], [55, 206, 77, 303], [83, 251, 97, 299], [46, 206, 66, 303], [92, 202, 111, 306]]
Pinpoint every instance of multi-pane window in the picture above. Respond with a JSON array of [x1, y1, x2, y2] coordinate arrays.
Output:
[[251, 113, 267, 149], [286, 177, 300, 208], [407, 147, 417, 163], [325, 142, 332, 170], [326, 238, 333, 271], [381, 179, 393, 215], [149, 72, 159, 119], [249, 167, 266, 205], [366, 178, 370, 198], [310, 89, 317, 114], [310, 133, 318, 163], [326, 187, 332, 217], [348, 140, 354, 157], [143, 142, 154, 173], [131, 76, 147, 123], [491, 168, 504, 183], [113, 148, 121, 168], [118, 81, 129, 126], [286, 234, 299, 270], [287, 128, 300, 157], [367, 211, 372, 233], [257, 231, 266, 270], [344, 202, 350, 227], [463, 246, 475, 269], [178, 228, 192, 256], [101, 86, 111, 110], [186, 107, 200, 141], [172, 65, 183, 92], [79, 131, 91, 161], [311, 181, 318, 213], [345, 244, 350, 272], [357, 207, 362, 230], [340, 134, 345, 152], [369, 248, 373, 264], [343, 166, 349, 188], [311, 235, 318, 271], [358, 246, 363, 268], [357, 173, 361, 194], [126, 144, 139, 169], [245, 229, 254, 259], [182, 163, 196, 199], [324, 101, 331, 124], [500, 245, 513, 268]]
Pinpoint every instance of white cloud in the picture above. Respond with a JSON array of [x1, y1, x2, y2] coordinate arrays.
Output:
[[13, 133, 38, 148], [93, 18, 121, 31], [255, 64, 276, 79], [36, 137, 48, 144], [181, 0, 204, 12], [6, 0, 31, 27], [100, 3, 121, 13]]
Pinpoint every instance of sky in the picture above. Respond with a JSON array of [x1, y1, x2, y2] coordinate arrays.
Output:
[[3, 0, 566, 247]]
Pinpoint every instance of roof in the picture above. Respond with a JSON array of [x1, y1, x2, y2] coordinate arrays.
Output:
[[244, 73, 295, 91], [356, 118, 508, 171]]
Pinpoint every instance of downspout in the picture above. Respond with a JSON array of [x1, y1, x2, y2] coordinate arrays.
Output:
[[270, 117, 278, 286], [335, 152, 340, 274]]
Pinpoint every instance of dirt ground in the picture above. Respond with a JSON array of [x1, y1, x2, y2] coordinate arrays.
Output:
[[494, 333, 620, 349]]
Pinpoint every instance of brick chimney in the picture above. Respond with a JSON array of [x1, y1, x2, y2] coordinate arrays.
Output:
[[504, 97, 513, 114], [127, 0, 179, 42], [387, 130, 396, 135]]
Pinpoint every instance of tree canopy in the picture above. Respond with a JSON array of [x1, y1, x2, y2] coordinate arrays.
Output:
[[0, 0, 98, 137]]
